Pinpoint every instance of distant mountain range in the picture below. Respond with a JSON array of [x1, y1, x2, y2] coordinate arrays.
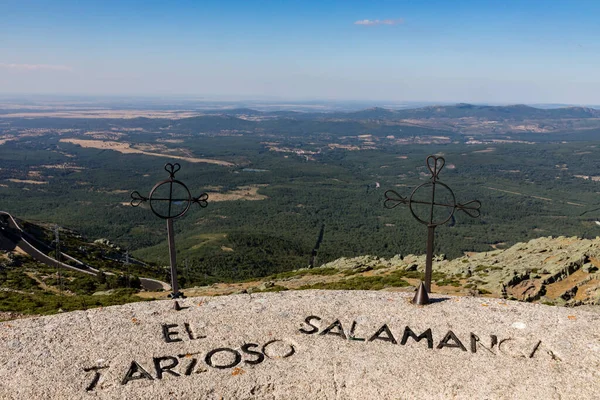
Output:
[[205, 103, 600, 121], [3, 102, 599, 139]]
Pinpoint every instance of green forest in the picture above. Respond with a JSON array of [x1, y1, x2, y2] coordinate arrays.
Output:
[[1, 114, 600, 288]]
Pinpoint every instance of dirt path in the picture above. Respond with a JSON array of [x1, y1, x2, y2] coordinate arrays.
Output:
[[24, 271, 73, 296], [485, 186, 588, 207]]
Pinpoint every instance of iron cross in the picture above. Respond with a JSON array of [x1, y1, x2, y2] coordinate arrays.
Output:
[[384, 155, 481, 305], [131, 163, 208, 298]]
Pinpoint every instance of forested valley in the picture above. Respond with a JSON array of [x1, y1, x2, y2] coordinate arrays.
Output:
[[1, 107, 600, 288]]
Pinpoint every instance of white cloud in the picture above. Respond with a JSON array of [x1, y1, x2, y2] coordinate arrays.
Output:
[[0, 63, 73, 72], [354, 19, 404, 26]]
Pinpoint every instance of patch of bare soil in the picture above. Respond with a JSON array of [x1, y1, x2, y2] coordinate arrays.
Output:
[[27, 171, 42, 178], [0, 312, 40, 322], [7, 179, 48, 185], [134, 266, 473, 300], [13, 246, 29, 257], [157, 139, 184, 144], [328, 143, 360, 151], [576, 278, 600, 301], [41, 163, 85, 171], [473, 147, 496, 153], [134, 291, 171, 300], [574, 175, 600, 182], [24, 272, 73, 296], [207, 185, 268, 202], [84, 131, 125, 140], [59, 139, 234, 166]]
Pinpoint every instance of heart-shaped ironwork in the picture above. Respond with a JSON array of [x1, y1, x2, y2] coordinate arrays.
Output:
[[384, 190, 409, 209], [130, 191, 147, 207], [165, 163, 181, 178], [426, 155, 445, 179], [193, 193, 209, 208], [456, 200, 481, 218]]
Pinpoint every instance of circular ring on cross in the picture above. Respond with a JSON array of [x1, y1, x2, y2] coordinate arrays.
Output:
[[148, 179, 192, 219], [408, 181, 457, 226]]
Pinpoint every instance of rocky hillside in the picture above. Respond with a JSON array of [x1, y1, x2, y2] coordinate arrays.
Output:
[[180, 236, 600, 307], [0, 214, 168, 320]]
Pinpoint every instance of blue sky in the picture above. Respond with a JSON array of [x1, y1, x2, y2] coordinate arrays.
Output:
[[1, 0, 599, 104]]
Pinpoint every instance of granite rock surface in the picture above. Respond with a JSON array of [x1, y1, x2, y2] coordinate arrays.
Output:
[[1, 290, 599, 399]]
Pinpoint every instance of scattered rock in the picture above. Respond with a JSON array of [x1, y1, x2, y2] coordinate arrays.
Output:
[[434, 254, 446, 261], [93, 238, 121, 250], [255, 281, 275, 291], [312, 236, 600, 306], [583, 263, 598, 273], [405, 263, 418, 272], [561, 286, 578, 301]]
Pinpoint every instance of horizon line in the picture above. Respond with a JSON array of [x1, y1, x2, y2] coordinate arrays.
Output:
[[0, 93, 599, 109]]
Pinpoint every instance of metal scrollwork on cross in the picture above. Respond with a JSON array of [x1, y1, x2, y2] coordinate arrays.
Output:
[[131, 163, 208, 298], [131, 163, 208, 219], [384, 155, 481, 305]]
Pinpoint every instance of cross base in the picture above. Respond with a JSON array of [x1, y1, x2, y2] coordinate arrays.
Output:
[[412, 281, 430, 305], [169, 291, 186, 299]]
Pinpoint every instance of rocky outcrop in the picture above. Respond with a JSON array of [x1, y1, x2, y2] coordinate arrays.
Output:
[[318, 236, 600, 306], [320, 255, 404, 270]]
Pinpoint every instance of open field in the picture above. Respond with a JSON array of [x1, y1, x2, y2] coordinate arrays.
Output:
[[7, 179, 48, 185], [207, 185, 269, 202], [59, 138, 235, 166]]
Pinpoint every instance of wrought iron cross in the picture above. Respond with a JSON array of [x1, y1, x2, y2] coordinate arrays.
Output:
[[384, 155, 481, 305], [130, 163, 208, 298]]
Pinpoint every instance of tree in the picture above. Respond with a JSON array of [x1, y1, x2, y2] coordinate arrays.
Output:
[[97, 270, 107, 285]]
